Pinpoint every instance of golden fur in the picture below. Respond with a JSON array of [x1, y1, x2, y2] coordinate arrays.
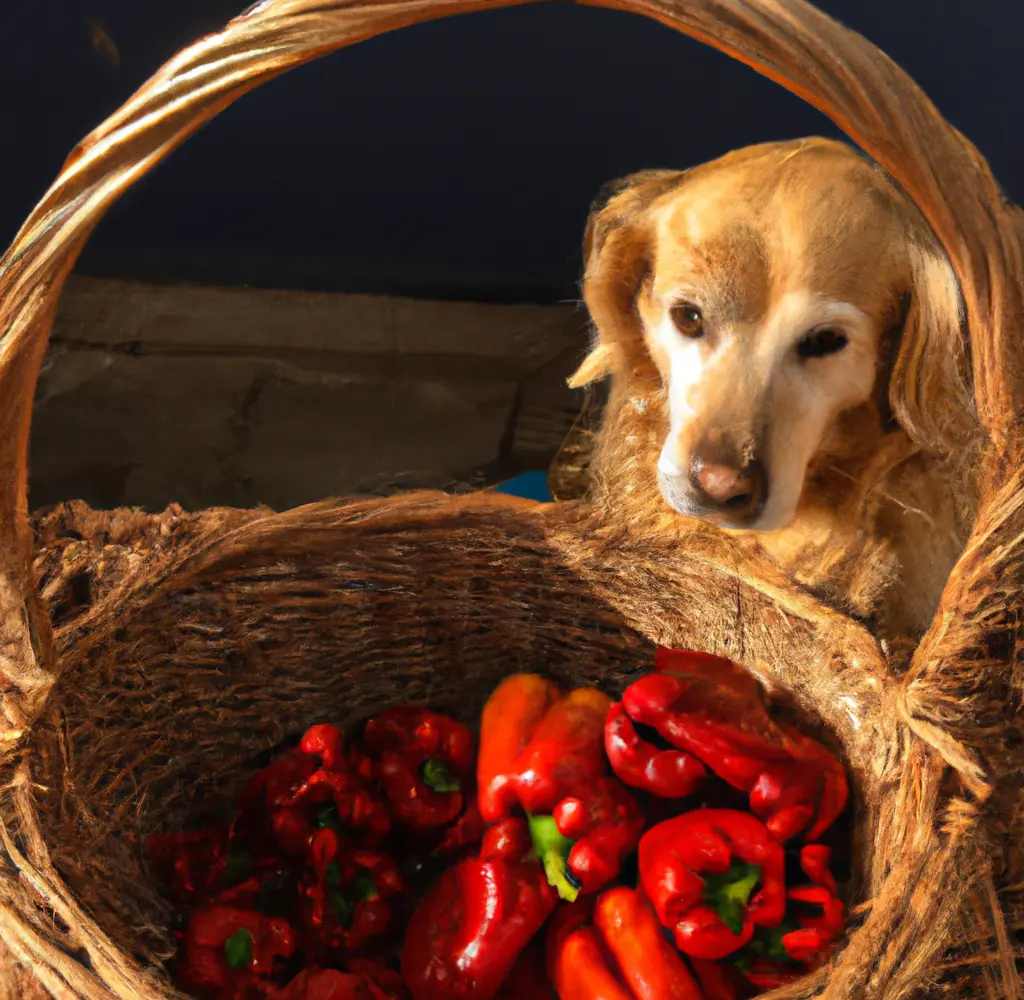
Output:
[[571, 138, 980, 640]]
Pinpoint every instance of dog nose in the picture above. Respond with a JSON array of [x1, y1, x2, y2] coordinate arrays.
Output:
[[690, 456, 767, 522]]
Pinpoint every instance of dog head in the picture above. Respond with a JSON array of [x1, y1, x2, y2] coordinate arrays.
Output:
[[573, 138, 971, 532]]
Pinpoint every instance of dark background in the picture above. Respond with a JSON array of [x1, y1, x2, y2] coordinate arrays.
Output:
[[2, 0, 1019, 303]]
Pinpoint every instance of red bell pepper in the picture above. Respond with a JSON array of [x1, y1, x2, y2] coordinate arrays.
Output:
[[178, 903, 297, 999], [546, 887, 703, 999], [477, 675, 644, 899], [363, 707, 475, 833], [610, 648, 847, 841], [243, 726, 390, 858], [268, 964, 405, 1000], [605, 701, 707, 799], [401, 816, 556, 1000], [732, 843, 844, 989], [345, 961, 407, 1000], [147, 822, 230, 906], [638, 810, 786, 960], [433, 799, 487, 857], [689, 960, 745, 1000], [300, 828, 403, 958], [493, 941, 556, 999]]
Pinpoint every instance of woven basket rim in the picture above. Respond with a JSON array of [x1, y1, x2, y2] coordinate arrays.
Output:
[[0, 1, 1022, 997]]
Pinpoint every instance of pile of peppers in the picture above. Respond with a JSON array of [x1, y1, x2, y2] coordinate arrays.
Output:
[[149, 648, 850, 1000]]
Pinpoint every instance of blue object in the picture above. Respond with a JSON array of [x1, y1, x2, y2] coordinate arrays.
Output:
[[493, 471, 553, 503]]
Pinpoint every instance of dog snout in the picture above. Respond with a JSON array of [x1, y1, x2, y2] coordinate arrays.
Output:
[[688, 440, 767, 526]]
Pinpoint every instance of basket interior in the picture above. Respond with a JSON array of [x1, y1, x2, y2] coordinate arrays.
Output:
[[33, 499, 657, 964]]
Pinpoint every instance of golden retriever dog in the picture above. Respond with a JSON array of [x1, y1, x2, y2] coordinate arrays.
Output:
[[570, 138, 979, 641]]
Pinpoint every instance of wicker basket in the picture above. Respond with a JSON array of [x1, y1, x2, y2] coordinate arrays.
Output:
[[0, 1, 1021, 997]]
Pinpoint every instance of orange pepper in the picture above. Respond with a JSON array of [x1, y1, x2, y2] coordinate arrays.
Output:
[[594, 888, 703, 1000], [551, 926, 635, 1000], [477, 675, 643, 900], [547, 887, 704, 1000], [477, 674, 562, 822]]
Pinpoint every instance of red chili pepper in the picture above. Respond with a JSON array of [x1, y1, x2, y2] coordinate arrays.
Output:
[[363, 707, 474, 833], [477, 675, 644, 899], [779, 844, 845, 963], [546, 887, 702, 999], [300, 828, 403, 958], [730, 844, 845, 985], [550, 926, 634, 1000], [638, 810, 786, 960], [147, 822, 229, 905], [178, 904, 297, 999], [401, 823, 556, 1000], [612, 649, 847, 842], [543, 895, 595, 980], [594, 887, 705, 999]]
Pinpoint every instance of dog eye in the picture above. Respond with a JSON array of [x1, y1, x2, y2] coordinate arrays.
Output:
[[670, 304, 704, 338], [797, 328, 848, 359]]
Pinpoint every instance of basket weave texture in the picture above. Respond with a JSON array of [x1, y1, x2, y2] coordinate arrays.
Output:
[[0, 1, 1022, 997]]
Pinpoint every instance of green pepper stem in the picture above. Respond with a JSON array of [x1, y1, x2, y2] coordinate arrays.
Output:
[[741, 916, 801, 965], [223, 928, 253, 969], [327, 864, 378, 927], [527, 814, 581, 903], [704, 861, 762, 935], [421, 758, 461, 793]]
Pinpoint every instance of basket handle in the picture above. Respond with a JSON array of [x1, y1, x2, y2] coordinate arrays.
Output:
[[0, 0, 1017, 743]]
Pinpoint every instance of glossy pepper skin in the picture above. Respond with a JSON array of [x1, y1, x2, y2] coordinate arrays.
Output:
[[401, 817, 557, 1000], [178, 903, 297, 999], [546, 888, 703, 1000], [780, 844, 845, 963], [639, 810, 786, 960], [244, 725, 389, 858], [605, 702, 707, 799], [300, 828, 403, 959], [610, 648, 847, 842], [477, 675, 644, 898], [732, 845, 844, 987], [363, 707, 474, 833]]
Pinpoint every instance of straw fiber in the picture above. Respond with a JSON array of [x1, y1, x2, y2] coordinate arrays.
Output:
[[0, 0, 1022, 996]]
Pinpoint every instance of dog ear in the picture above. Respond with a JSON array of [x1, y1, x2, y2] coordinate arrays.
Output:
[[568, 169, 688, 390], [874, 296, 909, 433], [887, 239, 976, 453]]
